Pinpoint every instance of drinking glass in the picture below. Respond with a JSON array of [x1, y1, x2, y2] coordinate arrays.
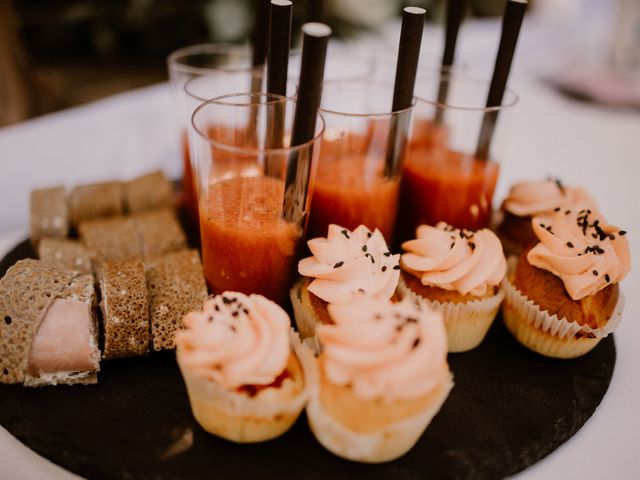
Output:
[[397, 73, 518, 241], [191, 93, 324, 305]]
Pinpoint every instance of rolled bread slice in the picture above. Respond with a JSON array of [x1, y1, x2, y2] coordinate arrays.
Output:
[[38, 238, 93, 275], [146, 249, 207, 351], [79, 216, 141, 265], [25, 274, 101, 387], [124, 170, 175, 213], [0, 259, 77, 384], [69, 181, 124, 225], [99, 259, 150, 360], [30, 186, 69, 246], [133, 208, 187, 259]]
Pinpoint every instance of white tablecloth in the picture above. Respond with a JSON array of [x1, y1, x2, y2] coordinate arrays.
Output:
[[1, 6, 639, 479]]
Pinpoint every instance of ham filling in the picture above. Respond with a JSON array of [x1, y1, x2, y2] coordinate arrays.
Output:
[[28, 299, 99, 374]]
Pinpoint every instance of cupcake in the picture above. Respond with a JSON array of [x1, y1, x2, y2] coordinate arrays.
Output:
[[502, 209, 630, 359], [398, 222, 506, 352], [175, 292, 307, 443], [290, 224, 400, 340], [497, 178, 598, 257], [305, 297, 453, 463]]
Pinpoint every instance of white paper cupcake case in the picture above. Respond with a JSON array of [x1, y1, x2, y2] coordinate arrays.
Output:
[[502, 275, 625, 341], [397, 277, 504, 353], [299, 343, 454, 463], [178, 329, 309, 422]]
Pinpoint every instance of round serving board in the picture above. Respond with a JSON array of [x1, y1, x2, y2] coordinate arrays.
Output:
[[0, 240, 615, 480]]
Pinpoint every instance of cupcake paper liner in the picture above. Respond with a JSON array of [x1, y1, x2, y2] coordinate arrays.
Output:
[[502, 273, 625, 340], [177, 329, 308, 443], [301, 345, 454, 463], [397, 277, 504, 353]]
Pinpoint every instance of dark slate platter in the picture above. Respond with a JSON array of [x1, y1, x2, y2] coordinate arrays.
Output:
[[0, 239, 615, 480]]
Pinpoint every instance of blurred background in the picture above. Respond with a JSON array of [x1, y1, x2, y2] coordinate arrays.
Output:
[[1, 0, 639, 128]]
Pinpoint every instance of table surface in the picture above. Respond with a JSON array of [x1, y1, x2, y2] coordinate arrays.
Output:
[[1, 4, 639, 479]]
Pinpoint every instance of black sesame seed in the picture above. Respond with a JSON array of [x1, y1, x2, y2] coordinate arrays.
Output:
[[333, 261, 344, 268], [4, 316, 11, 325], [619, 230, 627, 236], [609, 234, 615, 240], [362, 245, 368, 252], [341, 229, 349, 239], [565, 210, 571, 215], [605, 274, 610, 283], [230, 326, 237, 332], [412, 338, 421, 349], [214, 304, 220, 311], [222, 297, 232, 304], [243, 308, 249, 315], [382, 266, 387, 272], [365, 253, 375, 263], [367, 232, 372, 238], [358, 288, 365, 294], [232, 311, 238, 317], [554, 207, 561, 212], [384, 252, 391, 257], [207, 315, 213, 322], [539, 223, 546, 229], [566, 242, 574, 248], [407, 317, 418, 323], [469, 242, 476, 251], [393, 265, 400, 270], [450, 242, 455, 249], [593, 270, 598, 276]]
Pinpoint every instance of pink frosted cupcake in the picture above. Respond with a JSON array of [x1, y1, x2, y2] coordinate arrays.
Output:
[[290, 224, 400, 340], [175, 292, 308, 443], [498, 178, 599, 257], [306, 297, 453, 463], [399, 222, 507, 352], [503, 209, 630, 358]]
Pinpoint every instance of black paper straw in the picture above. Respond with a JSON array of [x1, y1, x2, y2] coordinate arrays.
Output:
[[384, 7, 426, 178], [267, 0, 292, 97], [283, 22, 331, 223], [475, 0, 527, 160], [434, 0, 468, 124], [251, 0, 270, 69], [266, 0, 292, 150]]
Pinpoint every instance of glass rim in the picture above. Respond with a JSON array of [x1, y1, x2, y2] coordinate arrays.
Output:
[[414, 73, 519, 112], [319, 79, 415, 118], [191, 92, 325, 156], [167, 43, 252, 76], [184, 74, 298, 103]]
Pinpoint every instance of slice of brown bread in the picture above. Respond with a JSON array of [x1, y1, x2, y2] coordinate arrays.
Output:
[[24, 274, 101, 387], [79, 216, 141, 265], [30, 186, 69, 246], [0, 259, 77, 384], [145, 249, 208, 351], [133, 208, 187, 259], [38, 238, 93, 275], [69, 181, 124, 225], [99, 259, 150, 359], [124, 170, 175, 213]]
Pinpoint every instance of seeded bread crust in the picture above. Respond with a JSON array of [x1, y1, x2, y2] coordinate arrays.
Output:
[[38, 238, 93, 275], [79, 216, 141, 265], [146, 249, 207, 351], [24, 274, 101, 387], [99, 259, 150, 359], [69, 181, 124, 225], [30, 186, 69, 246], [124, 171, 175, 213], [133, 209, 187, 259], [0, 259, 77, 384]]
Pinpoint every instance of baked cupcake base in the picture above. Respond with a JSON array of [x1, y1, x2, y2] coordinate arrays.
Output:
[[502, 275, 624, 359], [178, 332, 309, 443], [397, 276, 504, 353], [290, 278, 324, 343], [303, 355, 454, 463]]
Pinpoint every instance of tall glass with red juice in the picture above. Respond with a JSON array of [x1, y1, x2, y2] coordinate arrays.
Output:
[[308, 80, 415, 242], [191, 93, 324, 306], [397, 73, 518, 241], [167, 44, 255, 229]]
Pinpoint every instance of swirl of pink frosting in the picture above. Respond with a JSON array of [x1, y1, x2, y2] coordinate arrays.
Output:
[[317, 297, 448, 402], [298, 224, 400, 304], [401, 222, 507, 296], [527, 210, 631, 300], [175, 292, 290, 389], [503, 179, 598, 218]]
